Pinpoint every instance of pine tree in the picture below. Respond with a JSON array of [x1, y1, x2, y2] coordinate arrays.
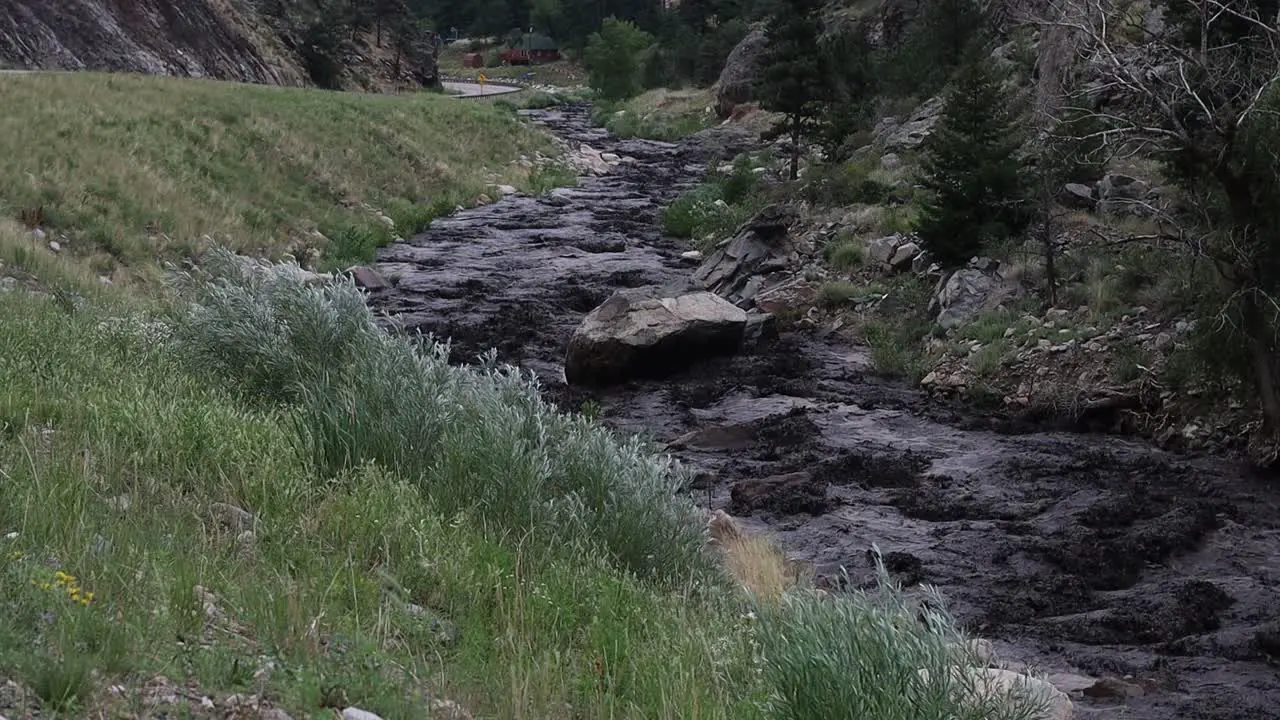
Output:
[[915, 42, 1026, 269], [757, 0, 827, 180]]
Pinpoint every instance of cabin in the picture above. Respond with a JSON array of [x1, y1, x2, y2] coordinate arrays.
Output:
[[499, 33, 561, 65]]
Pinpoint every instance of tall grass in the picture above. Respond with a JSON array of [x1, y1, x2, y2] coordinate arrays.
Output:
[[165, 248, 715, 585], [753, 568, 1048, 720]]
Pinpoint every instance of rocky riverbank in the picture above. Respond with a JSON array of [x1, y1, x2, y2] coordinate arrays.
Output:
[[365, 103, 1280, 720]]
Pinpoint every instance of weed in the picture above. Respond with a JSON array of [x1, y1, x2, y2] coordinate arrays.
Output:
[[824, 237, 867, 271], [819, 281, 862, 307]]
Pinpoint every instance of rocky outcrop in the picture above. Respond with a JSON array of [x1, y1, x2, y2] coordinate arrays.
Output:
[[0, 0, 306, 85], [929, 259, 1022, 329], [873, 96, 944, 151], [693, 205, 800, 308], [564, 291, 749, 386], [711, 26, 768, 119], [0, 0, 439, 90]]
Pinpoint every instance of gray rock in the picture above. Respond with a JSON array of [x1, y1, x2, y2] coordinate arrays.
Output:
[[209, 502, 256, 532], [680, 250, 704, 263], [48, 240, 62, 253], [1060, 183, 1096, 209], [342, 709, 384, 720], [880, 152, 902, 170], [712, 26, 768, 118], [867, 235, 904, 266], [692, 205, 799, 308], [874, 96, 944, 151], [564, 291, 749, 387], [348, 266, 390, 290], [1097, 172, 1155, 215], [743, 312, 777, 349], [931, 268, 1019, 330], [888, 241, 920, 270]]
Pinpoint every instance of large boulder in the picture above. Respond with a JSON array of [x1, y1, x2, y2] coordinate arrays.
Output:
[[693, 205, 800, 308], [711, 26, 768, 119], [564, 291, 749, 387]]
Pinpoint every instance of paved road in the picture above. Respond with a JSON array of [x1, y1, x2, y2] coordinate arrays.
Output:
[[442, 80, 522, 98]]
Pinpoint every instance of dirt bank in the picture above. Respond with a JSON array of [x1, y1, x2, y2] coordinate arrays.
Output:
[[367, 104, 1280, 720]]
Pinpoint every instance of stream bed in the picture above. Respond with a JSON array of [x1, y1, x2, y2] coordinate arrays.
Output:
[[368, 104, 1280, 720]]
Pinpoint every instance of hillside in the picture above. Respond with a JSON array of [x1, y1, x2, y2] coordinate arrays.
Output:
[[0, 0, 439, 92], [0, 73, 566, 279]]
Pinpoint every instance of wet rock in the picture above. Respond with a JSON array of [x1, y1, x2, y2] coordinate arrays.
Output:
[[918, 667, 1073, 720], [693, 204, 799, 308], [1060, 183, 1096, 209], [564, 291, 748, 387], [730, 471, 834, 516], [712, 25, 768, 118], [348, 266, 390, 290]]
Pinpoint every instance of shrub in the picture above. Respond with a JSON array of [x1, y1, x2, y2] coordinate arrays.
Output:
[[165, 248, 716, 586], [824, 237, 866, 271]]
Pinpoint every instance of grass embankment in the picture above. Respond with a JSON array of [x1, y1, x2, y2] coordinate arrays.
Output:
[[437, 46, 587, 88], [0, 73, 568, 275], [597, 88, 720, 141], [0, 227, 1049, 718]]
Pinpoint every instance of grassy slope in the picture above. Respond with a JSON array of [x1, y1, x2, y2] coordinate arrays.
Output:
[[0, 73, 564, 274]]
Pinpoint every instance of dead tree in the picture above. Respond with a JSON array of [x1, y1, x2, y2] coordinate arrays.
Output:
[[1031, 0, 1280, 462]]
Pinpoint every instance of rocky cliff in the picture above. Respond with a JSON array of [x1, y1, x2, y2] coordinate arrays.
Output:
[[0, 0, 306, 84], [0, 0, 438, 91]]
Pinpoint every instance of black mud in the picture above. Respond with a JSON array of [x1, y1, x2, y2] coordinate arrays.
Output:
[[369, 105, 1280, 720]]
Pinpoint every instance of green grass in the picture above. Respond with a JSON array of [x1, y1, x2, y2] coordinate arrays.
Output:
[[0, 73, 563, 273], [663, 159, 767, 252], [598, 88, 718, 141]]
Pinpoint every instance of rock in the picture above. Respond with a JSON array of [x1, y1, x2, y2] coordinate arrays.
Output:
[[600, 152, 621, 163], [493, 184, 519, 195], [1060, 183, 1096, 209], [880, 152, 902, 170], [712, 26, 768, 118], [931, 268, 1019, 330], [48, 240, 62, 253], [430, 698, 473, 720], [918, 667, 1073, 720], [1097, 172, 1155, 215], [888, 241, 920, 270], [348, 266, 390, 290], [874, 96, 944, 151], [680, 250, 705, 263], [342, 709, 384, 720], [692, 205, 799, 308], [259, 710, 294, 720], [867, 235, 905, 266], [209, 502, 256, 532], [30, 228, 46, 240], [564, 291, 749, 387], [476, 194, 493, 205], [743, 312, 777, 348]]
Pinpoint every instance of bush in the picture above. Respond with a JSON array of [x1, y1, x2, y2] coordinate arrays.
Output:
[[166, 248, 716, 586], [584, 18, 654, 102]]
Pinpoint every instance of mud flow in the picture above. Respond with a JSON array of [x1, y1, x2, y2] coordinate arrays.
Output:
[[369, 104, 1280, 720]]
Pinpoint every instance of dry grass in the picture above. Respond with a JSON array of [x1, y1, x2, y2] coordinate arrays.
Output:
[[0, 72, 559, 273], [709, 510, 808, 604]]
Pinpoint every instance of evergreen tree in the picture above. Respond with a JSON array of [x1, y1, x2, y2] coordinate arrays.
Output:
[[757, 0, 827, 180], [915, 43, 1026, 269]]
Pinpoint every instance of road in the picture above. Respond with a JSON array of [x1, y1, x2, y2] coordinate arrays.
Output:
[[441, 80, 522, 98], [0, 68, 521, 98]]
